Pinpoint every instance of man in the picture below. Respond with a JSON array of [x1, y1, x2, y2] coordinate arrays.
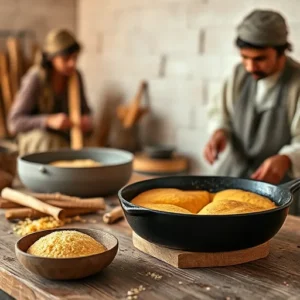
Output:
[[204, 10, 300, 188]]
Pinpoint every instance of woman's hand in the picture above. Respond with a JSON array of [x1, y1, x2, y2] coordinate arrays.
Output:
[[81, 115, 93, 133], [46, 113, 72, 130]]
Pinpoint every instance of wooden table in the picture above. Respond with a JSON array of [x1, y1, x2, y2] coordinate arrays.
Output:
[[1, 174, 300, 300]]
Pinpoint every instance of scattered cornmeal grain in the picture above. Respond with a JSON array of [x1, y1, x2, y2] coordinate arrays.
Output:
[[13, 217, 65, 236], [146, 271, 162, 280], [126, 285, 146, 300], [27, 230, 106, 258], [13, 215, 87, 236]]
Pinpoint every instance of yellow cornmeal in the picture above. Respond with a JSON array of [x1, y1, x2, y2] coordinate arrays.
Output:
[[14, 217, 66, 236], [50, 159, 102, 168], [27, 230, 106, 258]]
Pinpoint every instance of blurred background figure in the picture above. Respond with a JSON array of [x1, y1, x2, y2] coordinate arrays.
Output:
[[7, 29, 93, 155], [204, 10, 300, 214]]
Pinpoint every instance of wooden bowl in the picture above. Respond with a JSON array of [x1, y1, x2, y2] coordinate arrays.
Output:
[[15, 228, 118, 280]]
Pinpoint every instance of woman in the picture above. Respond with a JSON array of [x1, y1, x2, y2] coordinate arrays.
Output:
[[8, 29, 93, 155]]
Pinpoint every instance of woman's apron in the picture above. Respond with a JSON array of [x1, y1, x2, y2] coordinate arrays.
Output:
[[217, 59, 299, 214], [17, 91, 70, 156]]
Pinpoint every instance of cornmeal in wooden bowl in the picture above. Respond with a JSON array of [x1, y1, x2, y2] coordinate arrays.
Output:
[[27, 231, 106, 258]]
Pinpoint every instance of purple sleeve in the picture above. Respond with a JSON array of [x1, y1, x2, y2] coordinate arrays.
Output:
[[7, 68, 48, 134]]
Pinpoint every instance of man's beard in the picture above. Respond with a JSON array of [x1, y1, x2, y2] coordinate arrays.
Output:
[[250, 71, 268, 80]]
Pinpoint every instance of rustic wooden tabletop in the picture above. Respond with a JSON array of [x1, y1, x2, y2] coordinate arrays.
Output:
[[1, 174, 300, 300]]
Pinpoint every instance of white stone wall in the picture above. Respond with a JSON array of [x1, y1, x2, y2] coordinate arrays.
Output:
[[77, 0, 300, 174], [0, 0, 76, 46]]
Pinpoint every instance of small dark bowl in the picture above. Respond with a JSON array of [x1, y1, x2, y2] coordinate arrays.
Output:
[[144, 145, 175, 159], [15, 228, 118, 280]]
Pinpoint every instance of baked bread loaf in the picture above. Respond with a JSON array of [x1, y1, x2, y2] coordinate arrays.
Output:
[[131, 188, 210, 213], [139, 203, 192, 214], [212, 189, 275, 209], [198, 199, 266, 215]]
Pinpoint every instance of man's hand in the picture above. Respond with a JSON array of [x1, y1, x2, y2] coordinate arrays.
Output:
[[251, 154, 291, 184], [81, 115, 93, 133], [46, 113, 72, 131], [204, 129, 228, 164]]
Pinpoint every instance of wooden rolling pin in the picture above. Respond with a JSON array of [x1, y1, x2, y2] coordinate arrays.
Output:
[[1, 188, 65, 220], [31, 193, 106, 209], [103, 206, 124, 224], [68, 72, 83, 150], [0, 52, 13, 120], [30, 193, 101, 202], [0, 198, 21, 208], [6, 37, 22, 97], [5, 207, 99, 221], [0, 197, 105, 210]]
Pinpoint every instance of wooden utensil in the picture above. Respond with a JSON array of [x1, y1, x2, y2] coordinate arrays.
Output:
[[31, 193, 106, 207], [5, 207, 100, 220], [0, 198, 105, 210], [117, 105, 148, 124], [6, 37, 22, 97], [103, 206, 124, 224], [68, 72, 83, 150], [0, 198, 21, 208], [0, 52, 11, 137], [30, 192, 100, 202], [123, 81, 147, 128], [0, 52, 13, 113], [1, 188, 65, 220]]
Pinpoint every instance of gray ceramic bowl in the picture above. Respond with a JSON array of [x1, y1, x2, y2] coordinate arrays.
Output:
[[15, 228, 118, 280], [18, 147, 133, 197]]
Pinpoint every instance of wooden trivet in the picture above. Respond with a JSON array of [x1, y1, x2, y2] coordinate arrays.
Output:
[[132, 232, 270, 268], [133, 152, 188, 174]]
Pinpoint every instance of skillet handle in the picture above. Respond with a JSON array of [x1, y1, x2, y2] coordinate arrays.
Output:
[[279, 178, 300, 194], [121, 201, 151, 216]]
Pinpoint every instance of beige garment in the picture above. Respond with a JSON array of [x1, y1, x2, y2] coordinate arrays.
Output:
[[207, 57, 300, 177], [17, 129, 69, 156]]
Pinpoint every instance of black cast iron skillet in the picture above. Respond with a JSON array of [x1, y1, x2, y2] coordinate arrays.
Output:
[[118, 176, 300, 252]]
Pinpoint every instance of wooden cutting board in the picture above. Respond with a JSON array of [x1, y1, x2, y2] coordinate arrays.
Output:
[[132, 232, 270, 268], [133, 152, 188, 174]]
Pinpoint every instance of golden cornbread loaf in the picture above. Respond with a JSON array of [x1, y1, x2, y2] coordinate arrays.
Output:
[[50, 159, 101, 168], [198, 199, 267, 215], [131, 188, 211, 213], [27, 231, 106, 258], [139, 203, 192, 214], [213, 189, 276, 209]]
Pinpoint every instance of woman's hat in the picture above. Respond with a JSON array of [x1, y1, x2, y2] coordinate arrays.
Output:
[[43, 29, 81, 57]]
